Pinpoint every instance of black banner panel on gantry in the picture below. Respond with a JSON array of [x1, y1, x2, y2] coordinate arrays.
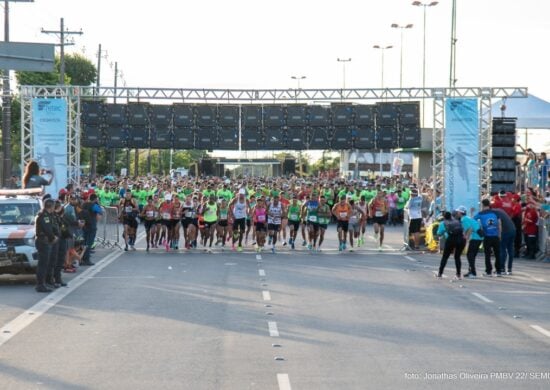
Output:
[[81, 101, 421, 151]]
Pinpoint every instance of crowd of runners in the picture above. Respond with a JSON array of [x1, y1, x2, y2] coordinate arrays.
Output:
[[102, 176, 418, 253]]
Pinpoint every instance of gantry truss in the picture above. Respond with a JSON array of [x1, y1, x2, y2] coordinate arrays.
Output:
[[20, 85, 527, 203]]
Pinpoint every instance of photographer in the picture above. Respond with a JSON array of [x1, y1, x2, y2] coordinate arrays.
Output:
[[22, 160, 54, 190]]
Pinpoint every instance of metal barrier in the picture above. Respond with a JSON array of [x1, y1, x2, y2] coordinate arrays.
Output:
[[95, 206, 122, 249], [537, 214, 549, 262], [401, 210, 411, 251]]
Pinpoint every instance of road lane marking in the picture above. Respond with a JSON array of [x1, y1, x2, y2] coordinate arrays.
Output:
[[259, 269, 266, 277], [0, 249, 124, 348], [404, 256, 416, 262], [530, 325, 550, 338], [268, 321, 279, 337], [90, 276, 156, 279], [262, 291, 271, 301], [472, 292, 494, 303], [256, 255, 262, 261], [494, 290, 550, 295], [277, 374, 292, 390]]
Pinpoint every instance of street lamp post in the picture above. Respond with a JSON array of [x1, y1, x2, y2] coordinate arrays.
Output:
[[290, 75, 306, 103], [336, 57, 352, 90], [412, 1, 439, 127], [390, 23, 413, 89], [373, 45, 393, 88]]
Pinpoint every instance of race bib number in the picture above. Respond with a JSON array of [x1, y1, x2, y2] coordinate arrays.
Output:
[[125, 206, 133, 213], [375, 211, 383, 217], [146, 211, 154, 218], [272, 217, 281, 224], [290, 214, 298, 220], [257, 215, 266, 223], [162, 212, 171, 220], [309, 216, 317, 222], [339, 212, 348, 218]]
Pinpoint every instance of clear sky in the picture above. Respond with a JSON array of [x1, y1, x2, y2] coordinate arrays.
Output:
[[8, 0, 550, 152]]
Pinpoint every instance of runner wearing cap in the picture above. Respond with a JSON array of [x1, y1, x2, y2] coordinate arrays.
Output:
[[317, 195, 332, 251], [229, 189, 249, 252], [405, 188, 423, 250], [252, 197, 268, 252]]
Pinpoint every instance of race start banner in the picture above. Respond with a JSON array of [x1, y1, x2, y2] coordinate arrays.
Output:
[[444, 98, 479, 213], [32, 98, 68, 197]]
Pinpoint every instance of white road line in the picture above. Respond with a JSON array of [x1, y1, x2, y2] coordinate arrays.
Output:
[[262, 291, 271, 301], [530, 325, 550, 338], [256, 255, 262, 261], [0, 249, 125, 348], [404, 256, 416, 262], [268, 321, 280, 337], [277, 373, 292, 390], [472, 292, 494, 303], [259, 269, 266, 277]]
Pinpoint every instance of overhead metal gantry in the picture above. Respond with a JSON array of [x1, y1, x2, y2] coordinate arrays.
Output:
[[20, 85, 527, 205]]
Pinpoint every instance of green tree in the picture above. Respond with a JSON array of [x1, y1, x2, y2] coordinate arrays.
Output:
[[64, 53, 97, 86]]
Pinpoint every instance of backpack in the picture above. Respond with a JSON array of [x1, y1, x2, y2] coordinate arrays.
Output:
[[78, 201, 93, 228], [444, 220, 464, 237]]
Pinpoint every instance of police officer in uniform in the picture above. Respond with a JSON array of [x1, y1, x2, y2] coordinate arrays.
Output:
[[35, 198, 59, 293]]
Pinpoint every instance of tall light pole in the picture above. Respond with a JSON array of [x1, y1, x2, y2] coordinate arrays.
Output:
[[412, 1, 438, 127], [337, 58, 352, 90], [2, 0, 34, 186], [390, 23, 413, 89], [291, 75, 306, 103], [449, 0, 457, 88], [373, 45, 393, 88]]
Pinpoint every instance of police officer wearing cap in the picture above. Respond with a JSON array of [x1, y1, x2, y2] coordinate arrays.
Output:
[[35, 198, 59, 293]]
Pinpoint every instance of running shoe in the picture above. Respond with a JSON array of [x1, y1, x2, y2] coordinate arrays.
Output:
[[302, 240, 307, 247], [283, 241, 287, 246], [124, 245, 128, 252], [378, 245, 383, 252], [307, 244, 312, 251], [454, 274, 463, 280], [237, 246, 243, 252], [271, 247, 276, 254], [463, 273, 477, 279], [338, 242, 343, 252], [435, 273, 443, 279], [291, 242, 295, 250]]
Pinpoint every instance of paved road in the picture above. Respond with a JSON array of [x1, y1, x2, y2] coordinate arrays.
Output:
[[1, 226, 550, 389]]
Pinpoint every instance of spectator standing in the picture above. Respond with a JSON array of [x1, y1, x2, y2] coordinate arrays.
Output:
[[436, 211, 465, 279], [80, 193, 103, 265], [474, 199, 502, 277]]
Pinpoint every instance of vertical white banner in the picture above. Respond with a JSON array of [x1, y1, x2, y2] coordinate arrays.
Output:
[[444, 98, 479, 213], [32, 98, 68, 196]]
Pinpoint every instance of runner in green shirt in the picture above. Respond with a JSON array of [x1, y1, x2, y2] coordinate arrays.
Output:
[[287, 196, 302, 250]]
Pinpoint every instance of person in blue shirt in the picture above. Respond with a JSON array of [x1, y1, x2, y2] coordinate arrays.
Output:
[[455, 206, 483, 278], [436, 211, 465, 279], [474, 199, 502, 277]]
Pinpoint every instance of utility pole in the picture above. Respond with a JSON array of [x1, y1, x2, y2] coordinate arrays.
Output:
[[41, 17, 83, 85], [91, 44, 108, 177], [110, 61, 118, 174], [449, 0, 457, 88], [2, 0, 34, 186]]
